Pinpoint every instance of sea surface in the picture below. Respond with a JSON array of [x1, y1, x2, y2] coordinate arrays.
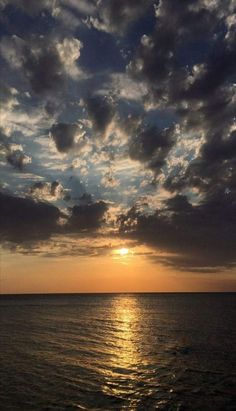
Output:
[[0, 293, 236, 411]]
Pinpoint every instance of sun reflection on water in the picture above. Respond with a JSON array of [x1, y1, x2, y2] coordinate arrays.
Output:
[[112, 295, 139, 368], [101, 295, 142, 406]]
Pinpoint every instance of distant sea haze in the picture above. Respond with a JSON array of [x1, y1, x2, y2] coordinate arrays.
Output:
[[0, 293, 236, 410]]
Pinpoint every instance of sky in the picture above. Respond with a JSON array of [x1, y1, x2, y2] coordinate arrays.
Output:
[[0, 0, 236, 293]]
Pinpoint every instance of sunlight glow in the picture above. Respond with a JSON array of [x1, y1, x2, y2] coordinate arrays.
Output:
[[118, 248, 129, 256]]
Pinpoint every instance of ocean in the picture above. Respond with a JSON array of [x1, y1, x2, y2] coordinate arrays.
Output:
[[0, 293, 236, 410]]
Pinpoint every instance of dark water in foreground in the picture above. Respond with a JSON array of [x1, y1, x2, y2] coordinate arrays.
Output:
[[0, 293, 236, 411]]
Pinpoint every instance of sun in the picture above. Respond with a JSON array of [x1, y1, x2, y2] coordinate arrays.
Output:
[[118, 248, 129, 256], [112, 247, 133, 258]]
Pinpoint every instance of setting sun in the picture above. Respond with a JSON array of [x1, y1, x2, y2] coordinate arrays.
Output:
[[118, 248, 129, 256]]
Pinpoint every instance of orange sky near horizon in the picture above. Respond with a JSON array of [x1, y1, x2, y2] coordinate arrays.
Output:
[[1, 247, 236, 294]]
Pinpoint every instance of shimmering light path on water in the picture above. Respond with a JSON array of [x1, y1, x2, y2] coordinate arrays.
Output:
[[0, 293, 236, 410]]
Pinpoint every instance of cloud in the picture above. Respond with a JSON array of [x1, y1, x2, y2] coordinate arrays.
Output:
[[88, 0, 153, 35], [0, 0, 54, 15], [85, 94, 115, 136], [0, 82, 19, 136], [6, 148, 32, 170], [0, 191, 61, 243], [128, 124, 175, 173], [109, 73, 148, 102], [118, 191, 236, 271], [69, 201, 108, 230], [0, 190, 109, 246], [128, 0, 235, 115], [0, 127, 32, 171], [0, 0, 235, 275], [127, 0, 236, 206], [0, 35, 82, 94], [49, 123, 85, 153], [79, 192, 93, 204], [0, 0, 154, 35], [101, 170, 119, 188], [55, 38, 83, 79], [0, 81, 18, 109], [29, 181, 66, 201], [173, 99, 234, 198]]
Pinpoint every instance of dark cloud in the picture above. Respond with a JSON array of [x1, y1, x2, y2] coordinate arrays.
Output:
[[1, 0, 154, 34], [128, 124, 175, 172], [165, 125, 236, 195], [89, 0, 154, 34], [23, 44, 65, 94], [0, 191, 61, 243], [79, 193, 93, 204], [69, 201, 108, 230], [85, 95, 115, 135], [50, 123, 81, 153], [118, 191, 236, 271], [177, 43, 236, 103], [203, 129, 236, 162], [0, 81, 17, 105], [129, 0, 227, 91], [128, 0, 235, 125], [0, 191, 109, 246], [127, 1, 236, 232], [1, 36, 64, 95], [0, 35, 82, 95], [0, 0, 53, 15]]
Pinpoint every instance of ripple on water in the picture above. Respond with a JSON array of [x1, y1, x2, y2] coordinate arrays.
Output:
[[0, 293, 236, 410]]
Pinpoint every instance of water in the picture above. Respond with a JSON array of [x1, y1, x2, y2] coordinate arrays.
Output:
[[0, 293, 236, 410]]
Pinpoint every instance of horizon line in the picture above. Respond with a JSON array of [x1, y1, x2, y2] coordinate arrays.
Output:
[[1, 291, 236, 296]]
